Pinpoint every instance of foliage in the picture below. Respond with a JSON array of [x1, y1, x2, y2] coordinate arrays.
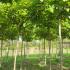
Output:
[[0, 0, 70, 40]]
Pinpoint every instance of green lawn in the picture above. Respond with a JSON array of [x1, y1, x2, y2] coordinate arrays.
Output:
[[0, 54, 70, 70]]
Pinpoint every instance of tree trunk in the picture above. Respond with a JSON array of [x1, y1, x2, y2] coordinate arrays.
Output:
[[20, 40, 23, 70], [6, 46, 9, 58], [21, 40, 23, 57], [12, 40, 14, 57], [67, 44, 68, 54], [6, 40, 10, 58], [0, 40, 3, 67], [38, 41, 40, 55], [51, 41, 53, 56], [24, 41, 29, 57], [43, 38, 46, 65], [13, 40, 19, 70], [1, 40, 3, 58], [59, 23, 63, 70], [24, 42, 26, 58], [48, 40, 51, 70], [24, 42, 27, 70], [62, 39, 63, 55], [56, 41, 58, 58]]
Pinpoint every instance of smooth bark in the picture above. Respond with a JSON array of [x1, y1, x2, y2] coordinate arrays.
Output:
[[0, 40, 3, 67], [43, 38, 46, 65], [1, 40, 3, 58], [13, 40, 19, 70], [24, 42, 26, 58], [48, 40, 51, 70], [59, 23, 63, 70]]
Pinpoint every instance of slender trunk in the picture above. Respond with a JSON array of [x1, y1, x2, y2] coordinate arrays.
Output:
[[51, 41, 53, 56], [56, 40, 58, 57], [42, 39, 44, 55], [21, 40, 23, 57], [20, 40, 23, 70], [66, 40, 69, 54], [1, 40, 3, 58], [26, 42, 28, 56], [67, 44, 68, 54], [59, 23, 63, 70], [13, 40, 19, 70], [24, 42, 27, 70], [6, 46, 9, 57], [48, 40, 51, 70], [24, 42, 26, 58], [12, 40, 14, 57], [62, 39, 63, 55], [25, 42, 29, 57], [0, 40, 3, 67], [59, 39, 63, 70], [39, 42, 40, 55], [6, 40, 10, 58], [43, 38, 46, 65]]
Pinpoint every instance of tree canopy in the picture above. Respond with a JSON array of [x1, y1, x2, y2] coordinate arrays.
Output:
[[0, 0, 70, 41]]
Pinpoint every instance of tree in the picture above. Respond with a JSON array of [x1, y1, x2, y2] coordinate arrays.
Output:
[[52, 0, 70, 70], [0, 2, 11, 68], [29, 1, 58, 70], [6, 1, 33, 70]]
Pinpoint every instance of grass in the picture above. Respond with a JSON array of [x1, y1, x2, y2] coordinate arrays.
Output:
[[0, 54, 70, 70]]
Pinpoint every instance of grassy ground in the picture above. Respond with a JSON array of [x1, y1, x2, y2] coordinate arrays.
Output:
[[0, 54, 70, 70]]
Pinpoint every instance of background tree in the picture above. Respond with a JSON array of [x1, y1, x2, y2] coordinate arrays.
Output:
[[29, 1, 58, 70], [52, 0, 70, 69]]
